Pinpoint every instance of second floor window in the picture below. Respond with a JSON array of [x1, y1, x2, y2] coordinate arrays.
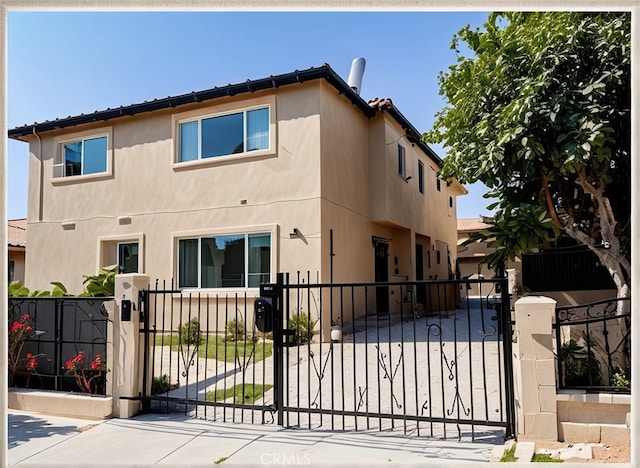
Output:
[[178, 107, 269, 162], [58, 135, 108, 177], [418, 160, 425, 194]]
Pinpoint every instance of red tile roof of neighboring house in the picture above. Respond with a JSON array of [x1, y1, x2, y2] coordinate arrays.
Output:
[[8, 218, 27, 248], [457, 217, 492, 232]]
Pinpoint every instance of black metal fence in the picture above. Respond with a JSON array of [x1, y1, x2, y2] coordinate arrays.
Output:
[[139, 280, 274, 424], [554, 297, 631, 393], [8, 297, 112, 395], [139, 276, 515, 441], [522, 249, 615, 292]]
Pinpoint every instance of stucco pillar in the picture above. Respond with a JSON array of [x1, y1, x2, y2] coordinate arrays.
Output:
[[513, 296, 558, 441], [112, 274, 150, 418]]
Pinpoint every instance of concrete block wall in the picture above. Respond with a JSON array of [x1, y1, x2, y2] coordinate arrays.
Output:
[[512, 296, 631, 445]]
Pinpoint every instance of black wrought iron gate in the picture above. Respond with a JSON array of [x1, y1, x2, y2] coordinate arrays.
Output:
[[139, 275, 515, 440]]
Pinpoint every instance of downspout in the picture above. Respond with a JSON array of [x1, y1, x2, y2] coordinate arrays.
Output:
[[32, 127, 43, 221]]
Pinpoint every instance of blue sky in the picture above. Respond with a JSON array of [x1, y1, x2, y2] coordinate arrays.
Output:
[[7, 10, 496, 220]]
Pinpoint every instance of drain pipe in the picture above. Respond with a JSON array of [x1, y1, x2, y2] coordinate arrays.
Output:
[[329, 229, 334, 283], [32, 127, 43, 221]]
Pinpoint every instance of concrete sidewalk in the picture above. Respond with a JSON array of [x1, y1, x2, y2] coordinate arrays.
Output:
[[7, 410, 502, 467]]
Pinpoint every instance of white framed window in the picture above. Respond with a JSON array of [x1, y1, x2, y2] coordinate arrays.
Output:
[[418, 160, 425, 194], [177, 106, 270, 162], [53, 128, 113, 181], [177, 231, 272, 289], [55, 135, 108, 178], [397, 145, 406, 178]]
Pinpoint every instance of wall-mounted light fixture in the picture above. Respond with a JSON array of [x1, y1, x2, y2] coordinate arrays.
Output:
[[403, 176, 412, 183], [61, 221, 75, 230], [118, 216, 131, 225], [290, 228, 300, 238]]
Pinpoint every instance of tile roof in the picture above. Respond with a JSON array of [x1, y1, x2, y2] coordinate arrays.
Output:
[[7, 64, 443, 167], [457, 217, 492, 232], [8, 218, 27, 248]]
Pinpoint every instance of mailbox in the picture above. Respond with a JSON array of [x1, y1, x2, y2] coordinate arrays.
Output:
[[254, 297, 273, 333], [121, 299, 132, 321]]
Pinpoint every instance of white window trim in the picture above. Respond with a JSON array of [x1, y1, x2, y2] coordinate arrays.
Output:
[[172, 96, 277, 169], [97, 233, 145, 274], [53, 127, 113, 184], [172, 224, 278, 292]]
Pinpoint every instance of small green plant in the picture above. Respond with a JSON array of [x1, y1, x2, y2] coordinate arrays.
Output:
[[225, 318, 246, 342], [177, 318, 204, 346], [500, 443, 518, 462], [288, 311, 317, 345], [151, 374, 172, 394], [560, 338, 603, 387], [612, 368, 630, 388], [81, 265, 117, 297], [8, 280, 68, 297]]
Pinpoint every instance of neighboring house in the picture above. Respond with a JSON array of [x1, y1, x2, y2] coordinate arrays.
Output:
[[456, 217, 520, 298], [9, 62, 465, 319], [8, 218, 26, 283]]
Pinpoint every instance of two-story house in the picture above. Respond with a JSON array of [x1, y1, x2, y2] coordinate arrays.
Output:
[[9, 61, 465, 323]]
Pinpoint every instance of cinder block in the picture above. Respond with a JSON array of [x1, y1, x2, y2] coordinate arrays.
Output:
[[559, 422, 592, 443], [535, 359, 556, 386], [523, 412, 558, 440], [538, 386, 557, 413], [600, 424, 630, 446], [587, 424, 601, 443]]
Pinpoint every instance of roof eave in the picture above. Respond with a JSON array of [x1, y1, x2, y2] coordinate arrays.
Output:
[[8, 64, 376, 140]]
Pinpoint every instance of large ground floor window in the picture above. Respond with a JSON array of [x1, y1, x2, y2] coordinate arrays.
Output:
[[178, 232, 271, 289]]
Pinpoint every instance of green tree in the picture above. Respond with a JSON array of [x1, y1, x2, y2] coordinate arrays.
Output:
[[427, 12, 630, 306]]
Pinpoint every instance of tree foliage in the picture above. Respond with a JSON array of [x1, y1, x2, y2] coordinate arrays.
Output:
[[426, 12, 630, 296]]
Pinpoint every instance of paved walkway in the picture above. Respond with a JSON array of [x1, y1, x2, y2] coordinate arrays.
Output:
[[7, 410, 503, 467]]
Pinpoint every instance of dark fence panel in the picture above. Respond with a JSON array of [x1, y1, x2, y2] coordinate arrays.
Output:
[[522, 249, 615, 292], [554, 297, 631, 393], [140, 280, 275, 424], [278, 275, 514, 440], [8, 297, 112, 394]]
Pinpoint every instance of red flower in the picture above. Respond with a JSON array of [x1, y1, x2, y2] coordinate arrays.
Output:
[[65, 359, 73, 370], [90, 354, 103, 371], [10, 321, 20, 333]]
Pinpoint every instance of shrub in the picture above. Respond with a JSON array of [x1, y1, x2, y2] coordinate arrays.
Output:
[[225, 318, 246, 342], [560, 338, 603, 387], [151, 374, 172, 394], [288, 312, 317, 345], [177, 318, 204, 346]]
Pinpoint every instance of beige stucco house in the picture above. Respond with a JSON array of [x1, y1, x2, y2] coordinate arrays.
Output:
[[457, 217, 521, 298], [8, 218, 27, 283], [9, 63, 465, 318]]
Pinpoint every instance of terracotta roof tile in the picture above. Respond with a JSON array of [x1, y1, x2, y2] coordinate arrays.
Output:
[[8, 218, 26, 248], [457, 217, 491, 232]]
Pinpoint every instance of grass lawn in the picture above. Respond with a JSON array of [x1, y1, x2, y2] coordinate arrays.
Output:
[[154, 334, 273, 363], [206, 383, 273, 404]]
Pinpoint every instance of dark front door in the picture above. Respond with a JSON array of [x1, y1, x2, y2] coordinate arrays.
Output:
[[374, 241, 389, 315]]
